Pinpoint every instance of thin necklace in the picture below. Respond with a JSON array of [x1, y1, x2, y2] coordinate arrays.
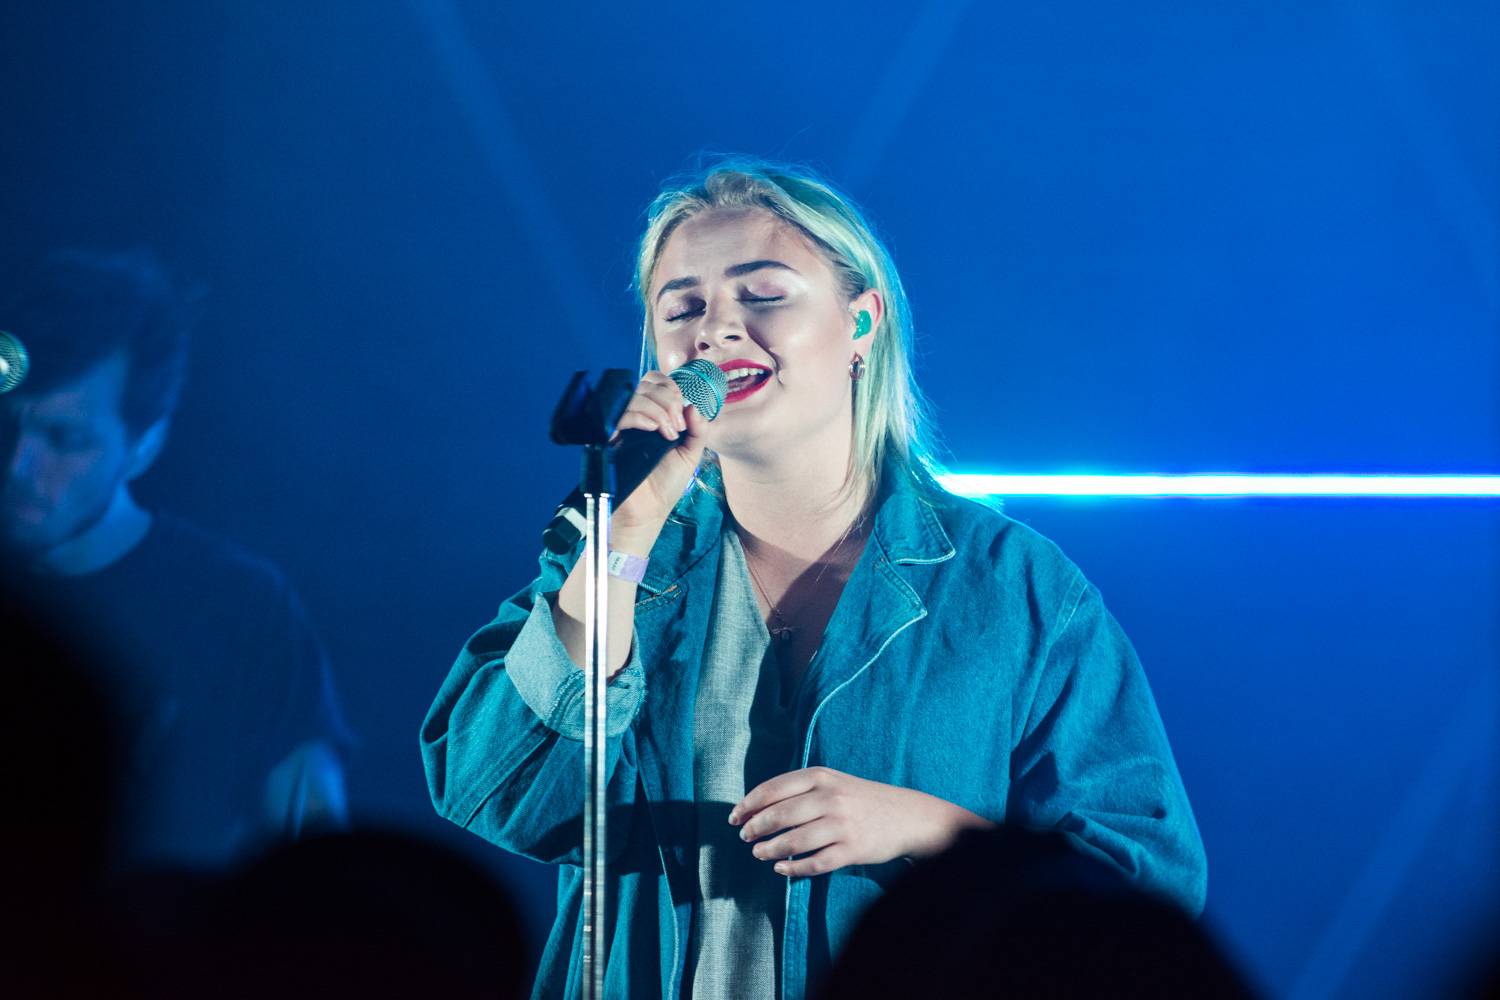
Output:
[[743, 552, 796, 643], [738, 511, 870, 644]]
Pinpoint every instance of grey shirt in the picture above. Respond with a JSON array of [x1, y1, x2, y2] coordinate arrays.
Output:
[[686, 527, 798, 999]]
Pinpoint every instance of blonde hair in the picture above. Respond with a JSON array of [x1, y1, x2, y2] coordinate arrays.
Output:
[[633, 157, 946, 503]]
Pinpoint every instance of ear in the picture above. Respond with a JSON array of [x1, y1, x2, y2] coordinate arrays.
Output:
[[850, 288, 885, 344], [125, 419, 169, 481]]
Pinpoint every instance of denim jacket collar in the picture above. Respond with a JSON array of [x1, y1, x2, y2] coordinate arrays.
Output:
[[636, 461, 955, 598]]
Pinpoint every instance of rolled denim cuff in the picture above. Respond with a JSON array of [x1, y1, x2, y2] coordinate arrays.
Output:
[[504, 594, 645, 741]]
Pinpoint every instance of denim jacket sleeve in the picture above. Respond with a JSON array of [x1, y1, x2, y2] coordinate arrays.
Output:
[[420, 548, 647, 866], [1007, 575, 1208, 916]]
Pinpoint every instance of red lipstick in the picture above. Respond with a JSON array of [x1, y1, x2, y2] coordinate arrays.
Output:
[[718, 359, 773, 404]]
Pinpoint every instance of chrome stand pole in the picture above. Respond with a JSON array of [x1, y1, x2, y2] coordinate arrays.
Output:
[[549, 371, 635, 1000], [580, 446, 610, 1000]]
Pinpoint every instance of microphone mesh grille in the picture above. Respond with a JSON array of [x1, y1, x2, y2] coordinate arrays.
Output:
[[669, 358, 728, 422], [0, 332, 28, 394]]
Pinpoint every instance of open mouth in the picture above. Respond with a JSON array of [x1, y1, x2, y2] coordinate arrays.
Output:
[[720, 364, 772, 403]]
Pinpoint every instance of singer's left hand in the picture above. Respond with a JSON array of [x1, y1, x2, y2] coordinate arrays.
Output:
[[727, 766, 994, 877]]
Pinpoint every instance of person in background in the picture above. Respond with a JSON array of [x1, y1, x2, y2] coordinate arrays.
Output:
[[0, 247, 351, 868]]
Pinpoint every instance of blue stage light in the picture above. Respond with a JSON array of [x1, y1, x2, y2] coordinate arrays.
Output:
[[937, 474, 1500, 498]]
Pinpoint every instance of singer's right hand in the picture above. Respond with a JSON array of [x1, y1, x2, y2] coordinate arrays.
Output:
[[609, 371, 709, 538], [553, 369, 704, 677]]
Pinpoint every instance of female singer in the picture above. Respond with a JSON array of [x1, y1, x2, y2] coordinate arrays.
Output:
[[422, 159, 1206, 1000]]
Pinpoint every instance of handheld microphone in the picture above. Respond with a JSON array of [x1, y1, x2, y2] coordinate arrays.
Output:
[[0, 332, 28, 394], [542, 359, 727, 555]]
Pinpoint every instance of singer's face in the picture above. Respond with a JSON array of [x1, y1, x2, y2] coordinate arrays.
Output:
[[0, 354, 138, 556], [650, 207, 867, 458]]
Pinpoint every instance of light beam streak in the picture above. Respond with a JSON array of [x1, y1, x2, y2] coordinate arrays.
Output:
[[937, 473, 1500, 498]]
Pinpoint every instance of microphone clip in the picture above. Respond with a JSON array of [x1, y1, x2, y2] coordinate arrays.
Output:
[[548, 367, 636, 499]]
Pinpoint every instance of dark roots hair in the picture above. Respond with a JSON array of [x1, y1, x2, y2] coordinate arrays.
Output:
[[5, 247, 196, 437]]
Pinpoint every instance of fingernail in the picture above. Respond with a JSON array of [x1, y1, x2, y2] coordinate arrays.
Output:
[[774, 863, 789, 876], [727, 811, 739, 825], [740, 828, 751, 842]]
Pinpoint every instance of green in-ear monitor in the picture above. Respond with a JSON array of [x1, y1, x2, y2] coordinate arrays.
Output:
[[852, 310, 872, 340]]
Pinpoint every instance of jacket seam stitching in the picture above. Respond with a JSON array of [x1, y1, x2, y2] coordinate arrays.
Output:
[[1053, 570, 1089, 637]]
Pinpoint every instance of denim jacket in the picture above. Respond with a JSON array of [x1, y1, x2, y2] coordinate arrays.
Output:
[[421, 467, 1207, 1000]]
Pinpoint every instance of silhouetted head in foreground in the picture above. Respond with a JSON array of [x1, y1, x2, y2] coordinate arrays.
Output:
[[820, 826, 1258, 1000], [149, 829, 528, 999], [0, 586, 131, 994]]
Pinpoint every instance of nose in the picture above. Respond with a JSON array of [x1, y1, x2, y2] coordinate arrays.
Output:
[[695, 301, 747, 355], [4, 427, 38, 484]]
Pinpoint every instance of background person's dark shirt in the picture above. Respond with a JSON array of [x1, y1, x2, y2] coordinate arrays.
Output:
[[19, 512, 349, 867]]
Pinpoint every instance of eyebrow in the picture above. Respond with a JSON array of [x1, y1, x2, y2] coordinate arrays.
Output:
[[655, 260, 800, 302]]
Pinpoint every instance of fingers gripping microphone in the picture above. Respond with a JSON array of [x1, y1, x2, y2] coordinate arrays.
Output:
[[542, 359, 727, 555], [0, 332, 29, 394]]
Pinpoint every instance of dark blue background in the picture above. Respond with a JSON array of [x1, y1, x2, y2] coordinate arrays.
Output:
[[4, 4, 1496, 996]]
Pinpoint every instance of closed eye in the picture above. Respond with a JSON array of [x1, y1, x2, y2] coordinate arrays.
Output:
[[48, 429, 97, 451], [665, 295, 784, 323]]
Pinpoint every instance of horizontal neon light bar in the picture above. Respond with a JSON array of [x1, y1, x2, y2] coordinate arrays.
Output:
[[938, 474, 1500, 498]]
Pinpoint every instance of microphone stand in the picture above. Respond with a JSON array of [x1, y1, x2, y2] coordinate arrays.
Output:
[[549, 368, 635, 1000]]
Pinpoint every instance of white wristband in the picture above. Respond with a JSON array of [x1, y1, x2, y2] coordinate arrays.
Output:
[[607, 550, 649, 584]]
